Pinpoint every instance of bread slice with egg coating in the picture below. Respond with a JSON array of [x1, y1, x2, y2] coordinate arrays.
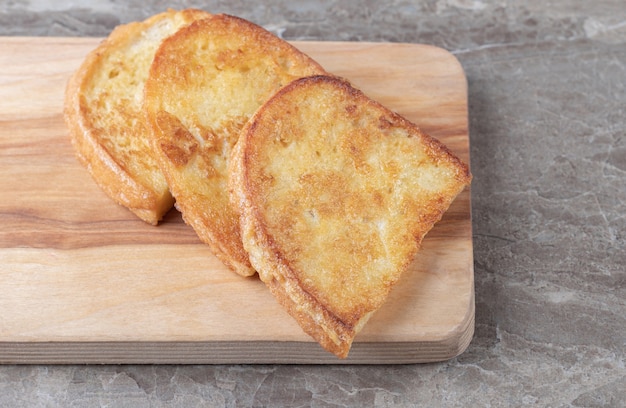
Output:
[[144, 14, 327, 276], [64, 8, 211, 224], [229, 75, 472, 357]]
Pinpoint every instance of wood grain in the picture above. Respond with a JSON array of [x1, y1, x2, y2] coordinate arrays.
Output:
[[0, 37, 473, 364]]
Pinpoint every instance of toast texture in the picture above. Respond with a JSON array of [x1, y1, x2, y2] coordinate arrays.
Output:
[[144, 14, 327, 276], [64, 8, 211, 225], [229, 75, 472, 357]]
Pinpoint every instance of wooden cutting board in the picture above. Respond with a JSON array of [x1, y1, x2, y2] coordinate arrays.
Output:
[[0, 37, 473, 364]]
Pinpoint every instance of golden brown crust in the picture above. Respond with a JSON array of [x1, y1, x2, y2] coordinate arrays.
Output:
[[63, 9, 211, 225], [230, 75, 471, 358], [144, 14, 327, 276]]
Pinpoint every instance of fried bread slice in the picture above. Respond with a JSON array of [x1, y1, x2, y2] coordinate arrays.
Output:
[[64, 8, 211, 225], [229, 75, 472, 358], [144, 14, 327, 276]]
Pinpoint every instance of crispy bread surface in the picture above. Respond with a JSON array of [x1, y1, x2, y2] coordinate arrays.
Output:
[[64, 8, 211, 225], [144, 14, 327, 276], [230, 75, 472, 357]]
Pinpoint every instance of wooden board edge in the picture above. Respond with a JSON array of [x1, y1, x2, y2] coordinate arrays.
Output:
[[0, 296, 474, 365], [0, 332, 473, 365]]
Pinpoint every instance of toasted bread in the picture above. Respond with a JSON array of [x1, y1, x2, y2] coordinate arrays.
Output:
[[64, 8, 211, 225], [229, 75, 472, 357], [144, 14, 327, 276]]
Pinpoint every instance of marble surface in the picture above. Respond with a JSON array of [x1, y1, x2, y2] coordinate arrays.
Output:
[[1, 0, 625, 406]]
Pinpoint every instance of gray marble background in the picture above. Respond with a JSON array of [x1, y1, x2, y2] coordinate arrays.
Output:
[[1, 0, 625, 406]]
